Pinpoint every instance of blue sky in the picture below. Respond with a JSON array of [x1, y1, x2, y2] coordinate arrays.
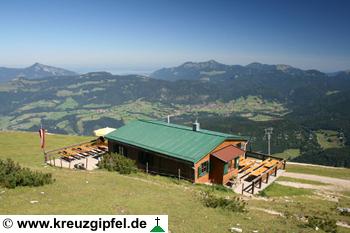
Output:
[[0, 0, 349, 73]]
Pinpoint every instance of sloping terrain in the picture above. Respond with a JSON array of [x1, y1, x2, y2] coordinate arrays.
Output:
[[0, 61, 350, 167], [0, 63, 77, 82], [0, 131, 349, 232]]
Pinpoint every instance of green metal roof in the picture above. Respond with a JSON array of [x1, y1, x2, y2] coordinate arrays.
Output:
[[105, 119, 247, 163]]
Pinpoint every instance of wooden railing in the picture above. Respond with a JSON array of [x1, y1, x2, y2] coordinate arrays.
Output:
[[245, 150, 285, 161], [45, 139, 98, 156]]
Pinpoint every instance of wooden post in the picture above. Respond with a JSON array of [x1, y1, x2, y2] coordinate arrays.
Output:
[[43, 151, 47, 163], [178, 168, 181, 181], [266, 173, 269, 183], [252, 182, 255, 194], [283, 160, 286, 170], [86, 157, 88, 170], [53, 157, 56, 167], [259, 178, 262, 188], [69, 161, 71, 169], [60, 158, 63, 168], [241, 183, 244, 195], [146, 162, 148, 174], [274, 166, 277, 176]]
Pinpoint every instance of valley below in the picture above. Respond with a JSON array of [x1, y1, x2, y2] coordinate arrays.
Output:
[[0, 61, 350, 168]]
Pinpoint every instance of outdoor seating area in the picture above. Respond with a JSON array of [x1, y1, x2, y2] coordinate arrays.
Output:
[[57, 144, 107, 163], [45, 137, 108, 170], [233, 153, 286, 195]]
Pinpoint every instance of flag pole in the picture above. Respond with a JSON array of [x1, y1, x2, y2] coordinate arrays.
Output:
[[40, 122, 47, 163]]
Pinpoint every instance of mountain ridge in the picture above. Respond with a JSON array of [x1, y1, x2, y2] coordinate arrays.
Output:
[[150, 60, 337, 81], [0, 63, 78, 82]]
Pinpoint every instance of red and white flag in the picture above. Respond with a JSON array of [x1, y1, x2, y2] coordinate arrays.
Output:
[[38, 127, 46, 149]]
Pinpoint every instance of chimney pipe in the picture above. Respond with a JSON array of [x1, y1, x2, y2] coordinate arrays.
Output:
[[192, 119, 200, 131]]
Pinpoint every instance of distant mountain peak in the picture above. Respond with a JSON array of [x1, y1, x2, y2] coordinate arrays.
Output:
[[0, 63, 77, 82], [246, 62, 263, 67], [276, 64, 293, 70], [179, 60, 224, 69], [31, 62, 43, 66], [150, 60, 310, 81], [207, 59, 220, 64]]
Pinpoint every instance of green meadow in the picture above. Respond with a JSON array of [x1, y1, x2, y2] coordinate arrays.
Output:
[[0, 131, 349, 233]]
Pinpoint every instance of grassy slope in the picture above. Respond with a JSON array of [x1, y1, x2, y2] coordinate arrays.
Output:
[[286, 164, 350, 180], [0, 131, 349, 233], [273, 148, 300, 160], [276, 176, 327, 185], [260, 183, 313, 197], [315, 130, 343, 149]]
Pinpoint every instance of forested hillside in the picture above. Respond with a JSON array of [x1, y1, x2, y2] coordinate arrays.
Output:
[[0, 61, 349, 167]]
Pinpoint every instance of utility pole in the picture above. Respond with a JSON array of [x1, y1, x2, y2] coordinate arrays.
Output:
[[265, 127, 273, 155]]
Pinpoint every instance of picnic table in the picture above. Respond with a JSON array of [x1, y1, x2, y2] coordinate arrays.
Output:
[[239, 158, 254, 167], [264, 159, 279, 168], [251, 166, 269, 176]]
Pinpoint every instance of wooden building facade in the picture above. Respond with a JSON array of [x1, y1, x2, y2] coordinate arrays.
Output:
[[106, 119, 248, 185]]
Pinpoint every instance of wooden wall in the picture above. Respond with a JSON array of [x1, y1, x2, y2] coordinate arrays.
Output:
[[108, 140, 194, 181], [194, 139, 247, 184], [108, 139, 247, 185]]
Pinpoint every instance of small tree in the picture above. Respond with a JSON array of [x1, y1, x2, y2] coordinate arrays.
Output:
[[0, 159, 53, 189], [199, 189, 246, 213], [98, 153, 137, 174]]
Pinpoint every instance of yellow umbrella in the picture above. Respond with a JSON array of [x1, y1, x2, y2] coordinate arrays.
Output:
[[93, 127, 116, 137]]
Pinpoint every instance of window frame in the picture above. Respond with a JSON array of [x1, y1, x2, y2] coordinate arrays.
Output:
[[198, 161, 210, 177]]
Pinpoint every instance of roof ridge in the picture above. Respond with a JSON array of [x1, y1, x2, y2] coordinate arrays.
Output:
[[138, 119, 236, 138]]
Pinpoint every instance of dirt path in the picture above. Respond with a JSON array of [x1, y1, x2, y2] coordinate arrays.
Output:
[[249, 207, 284, 216], [275, 181, 336, 191], [281, 172, 350, 191], [287, 162, 348, 169], [251, 206, 350, 229]]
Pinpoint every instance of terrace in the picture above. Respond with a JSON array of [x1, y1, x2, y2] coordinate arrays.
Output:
[[230, 151, 286, 195], [45, 137, 108, 170]]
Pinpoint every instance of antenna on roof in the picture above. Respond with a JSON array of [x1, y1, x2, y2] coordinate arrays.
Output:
[[167, 115, 171, 124], [192, 118, 200, 132]]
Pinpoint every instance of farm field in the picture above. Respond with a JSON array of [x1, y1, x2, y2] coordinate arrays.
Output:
[[0, 131, 349, 233], [315, 130, 344, 150], [273, 148, 301, 160], [0, 91, 288, 135]]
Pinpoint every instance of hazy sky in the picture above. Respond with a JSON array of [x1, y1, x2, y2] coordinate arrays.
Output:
[[0, 0, 349, 73]]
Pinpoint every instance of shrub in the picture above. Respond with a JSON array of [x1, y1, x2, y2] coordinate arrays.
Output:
[[0, 158, 53, 189], [306, 215, 337, 233], [210, 184, 232, 193], [98, 153, 137, 174], [199, 190, 246, 212]]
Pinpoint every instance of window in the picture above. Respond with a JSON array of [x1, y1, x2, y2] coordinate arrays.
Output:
[[138, 151, 153, 166], [225, 157, 240, 174], [223, 163, 228, 174], [138, 151, 147, 165], [227, 161, 232, 171], [234, 157, 240, 169], [112, 143, 119, 153], [198, 161, 209, 177], [115, 144, 127, 157]]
